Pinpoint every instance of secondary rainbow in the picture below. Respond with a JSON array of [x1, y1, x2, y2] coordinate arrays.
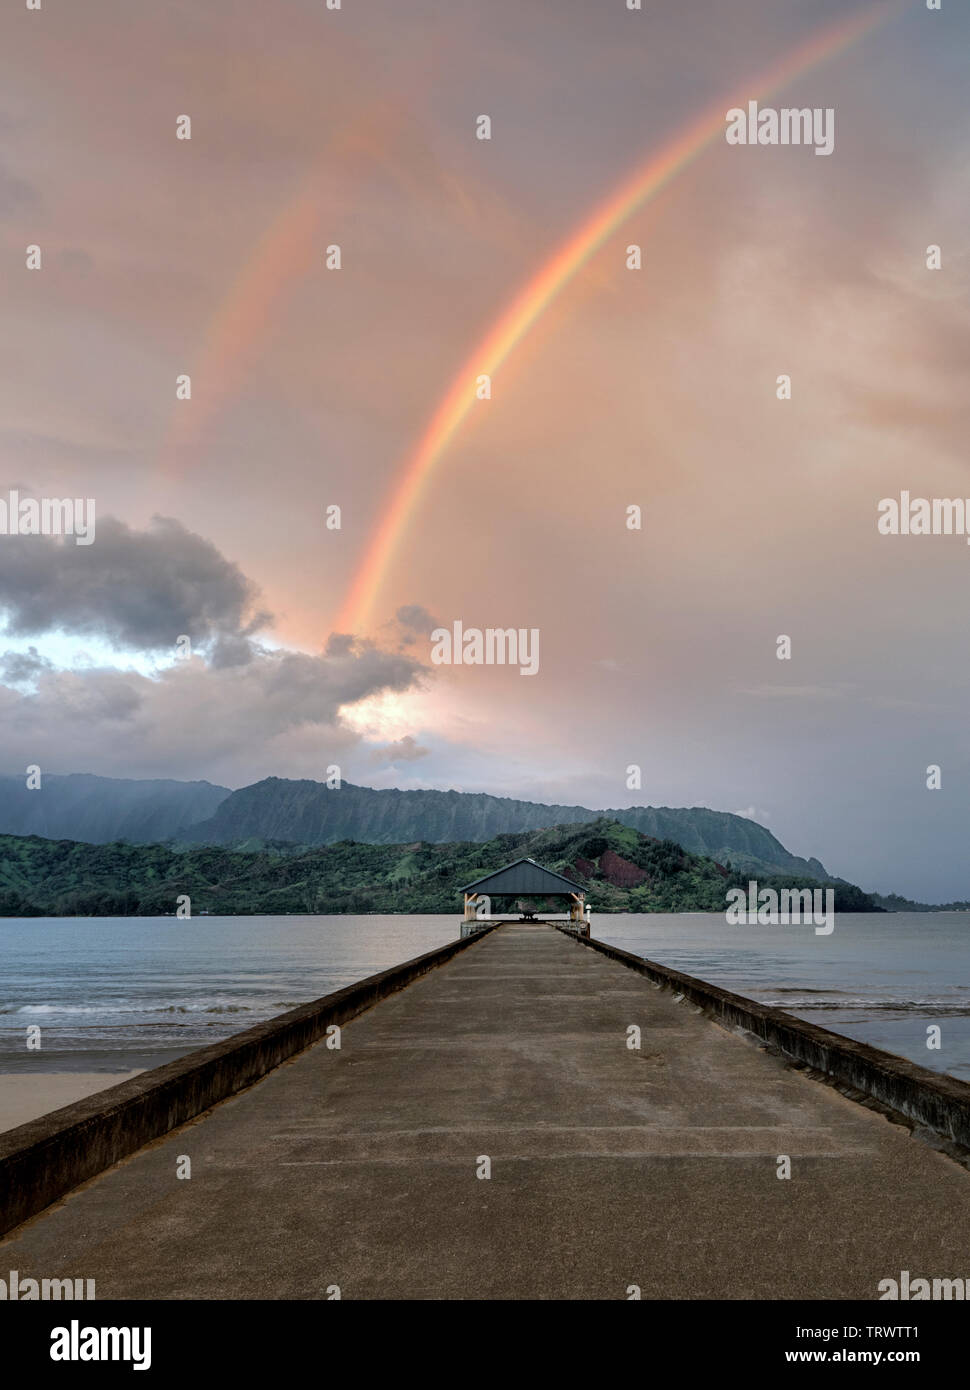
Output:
[[156, 99, 398, 491], [337, 1, 897, 634]]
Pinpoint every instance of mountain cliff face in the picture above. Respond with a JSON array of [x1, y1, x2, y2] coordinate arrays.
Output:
[[0, 771, 830, 881], [184, 777, 830, 880], [0, 774, 230, 845]]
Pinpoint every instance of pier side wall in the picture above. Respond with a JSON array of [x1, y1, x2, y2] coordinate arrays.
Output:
[[0, 927, 496, 1237], [566, 928, 970, 1151]]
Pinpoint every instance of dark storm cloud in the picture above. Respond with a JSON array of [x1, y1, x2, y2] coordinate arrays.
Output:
[[395, 605, 438, 634], [318, 643, 426, 708], [0, 640, 426, 783], [324, 633, 356, 657], [0, 515, 270, 656], [0, 516, 429, 781], [0, 646, 53, 684], [369, 735, 431, 765], [391, 605, 441, 650]]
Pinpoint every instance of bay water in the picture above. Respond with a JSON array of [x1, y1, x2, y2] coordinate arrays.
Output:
[[1, 911, 967, 1080]]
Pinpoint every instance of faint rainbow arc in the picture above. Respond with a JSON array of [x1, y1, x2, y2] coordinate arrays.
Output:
[[157, 181, 323, 484], [156, 100, 401, 489], [336, 2, 896, 634]]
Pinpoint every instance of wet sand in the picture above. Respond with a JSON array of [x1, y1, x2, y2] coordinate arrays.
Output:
[[0, 1072, 143, 1133]]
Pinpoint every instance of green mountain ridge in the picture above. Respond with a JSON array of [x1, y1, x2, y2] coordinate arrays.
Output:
[[0, 771, 834, 882], [0, 818, 881, 918], [182, 777, 833, 881]]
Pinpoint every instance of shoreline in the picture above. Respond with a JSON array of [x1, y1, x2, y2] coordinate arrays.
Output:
[[0, 1071, 143, 1134]]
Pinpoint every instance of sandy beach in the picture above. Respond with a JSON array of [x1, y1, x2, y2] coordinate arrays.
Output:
[[0, 1072, 143, 1134]]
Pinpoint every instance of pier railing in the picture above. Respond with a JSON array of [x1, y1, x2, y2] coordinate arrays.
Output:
[[560, 926, 970, 1155], [0, 925, 498, 1238]]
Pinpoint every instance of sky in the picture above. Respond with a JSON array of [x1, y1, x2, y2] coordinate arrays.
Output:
[[1, 0, 968, 901]]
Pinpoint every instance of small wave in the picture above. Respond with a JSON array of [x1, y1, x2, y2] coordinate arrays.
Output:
[[4, 1000, 256, 1017], [763, 996, 970, 1015], [11, 1004, 105, 1015], [769, 987, 842, 996], [155, 1004, 251, 1014]]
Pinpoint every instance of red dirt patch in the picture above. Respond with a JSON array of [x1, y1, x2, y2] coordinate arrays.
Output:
[[598, 849, 649, 888]]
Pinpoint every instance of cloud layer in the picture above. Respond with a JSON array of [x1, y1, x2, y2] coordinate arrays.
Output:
[[0, 519, 425, 783], [2, 0, 969, 896], [0, 515, 268, 660]]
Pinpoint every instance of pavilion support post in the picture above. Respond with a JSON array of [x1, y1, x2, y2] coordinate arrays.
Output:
[[568, 892, 589, 936], [461, 893, 487, 939], [460, 861, 586, 938]]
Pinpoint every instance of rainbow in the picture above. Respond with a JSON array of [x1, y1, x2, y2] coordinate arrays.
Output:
[[337, 1, 898, 634], [156, 99, 399, 490], [156, 179, 324, 485]]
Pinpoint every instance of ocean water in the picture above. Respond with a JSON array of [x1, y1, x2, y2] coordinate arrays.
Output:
[[0, 912, 968, 1080], [595, 911, 970, 1081], [0, 915, 457, 1073]]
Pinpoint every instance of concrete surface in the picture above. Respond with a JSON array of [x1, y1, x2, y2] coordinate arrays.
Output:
[[3, 923, 968, 1300], [575, 928, 970, 1148], [0, 928, 493, 1236]]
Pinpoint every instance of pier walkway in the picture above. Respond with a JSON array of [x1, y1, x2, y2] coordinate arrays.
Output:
[[3, 923, 968, 1299]]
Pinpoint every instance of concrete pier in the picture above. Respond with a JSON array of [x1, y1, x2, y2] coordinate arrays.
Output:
[[3, 922, 969, 1299]]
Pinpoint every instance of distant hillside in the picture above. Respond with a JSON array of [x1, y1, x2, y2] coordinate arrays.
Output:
[[0, 773, 230, 844], [0, 818, 880, 918], [871, 891, 970, 914], [0, 770, 833, 882], [184, 777, 831, 880]]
